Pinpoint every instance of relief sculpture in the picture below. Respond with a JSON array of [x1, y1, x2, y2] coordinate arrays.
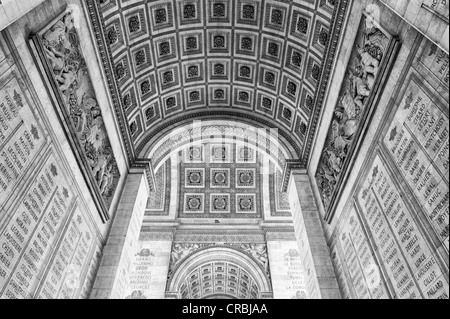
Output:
[[168, 243, 212, 276], [239, 243, 270, 276], [315, 13, 391, 211], [33, 10, 120, 216]]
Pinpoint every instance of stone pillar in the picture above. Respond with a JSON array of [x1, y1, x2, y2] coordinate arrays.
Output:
[[288, 169, 341, 299], [124, 230, 173, 299], [266, 232, 309, 299], [90, 169, 149, 299]]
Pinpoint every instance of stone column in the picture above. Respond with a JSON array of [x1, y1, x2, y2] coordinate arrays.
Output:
[[288, 169, 341, 299], [125, 230, 173, 299], [266, 231, 309, 299], [90, 169, 149, 299]]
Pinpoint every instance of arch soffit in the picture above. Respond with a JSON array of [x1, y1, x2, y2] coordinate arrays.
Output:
[[168, 247, 272, 294], [141, 119, 299, 170]]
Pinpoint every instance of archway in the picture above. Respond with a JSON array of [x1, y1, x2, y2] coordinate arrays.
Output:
[[167, 247, 273, 299]]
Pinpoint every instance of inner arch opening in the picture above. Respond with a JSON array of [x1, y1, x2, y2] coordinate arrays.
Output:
[[139, 119, 300, 165], [167, 247, 273, 299]]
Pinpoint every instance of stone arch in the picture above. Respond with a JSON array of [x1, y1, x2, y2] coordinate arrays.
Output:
[[136, 116, 301, 162], [167, 247, 273, 299], [139, 119, 299, 173]]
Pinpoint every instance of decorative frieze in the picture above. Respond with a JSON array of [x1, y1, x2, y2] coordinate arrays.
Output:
[[265, 230, 296, 241], [30, 9, 120, 222], [315, 11, 400, 218]]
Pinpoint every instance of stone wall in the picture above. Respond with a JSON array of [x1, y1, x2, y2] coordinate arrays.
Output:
[[0, 0, 128, 299], [90, 170, 148, 299], [378, 0, 449, 52], [0, 1, 46, 32], [310, 0, 449, 299]]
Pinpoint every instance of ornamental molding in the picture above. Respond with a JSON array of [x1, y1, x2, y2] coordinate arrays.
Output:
[[86, 0, 136, 165], [139, 228, 174, 241], [304, 0, 351, 166], [174, 230, 266, 243], [264, 229, 297, 241]]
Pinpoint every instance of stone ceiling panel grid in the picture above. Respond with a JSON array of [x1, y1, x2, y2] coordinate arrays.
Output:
[[89, 0, 347, 165], [177, 142, 263, 219]]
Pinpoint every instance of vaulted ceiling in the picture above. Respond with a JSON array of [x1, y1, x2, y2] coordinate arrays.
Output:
[[88, 0, 348, 165], [180, 261, 259, 299]]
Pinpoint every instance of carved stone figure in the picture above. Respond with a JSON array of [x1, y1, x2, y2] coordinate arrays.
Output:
[[55, 64, 80, 93], [325, 150, 342, 175], [92, 152, 110, 184], [349, 72, 370, 98], [170, 243, 201, 271], [43, 46, 66, 72], [357, 45, 380, 79], [42, 13, 75, 51], [240, 244, 270, 274], [99, 163, 114, 194], [86, 114, 106, 152]]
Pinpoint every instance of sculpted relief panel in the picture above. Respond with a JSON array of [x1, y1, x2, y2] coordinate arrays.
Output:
[[315, 12, 395, 213], [30, 10, 120, 221]]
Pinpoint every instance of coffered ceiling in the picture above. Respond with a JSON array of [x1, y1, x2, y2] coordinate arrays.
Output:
[[179, 261, 259, 299], [146, 141, 291, 219], [88, 0, 348, 165]]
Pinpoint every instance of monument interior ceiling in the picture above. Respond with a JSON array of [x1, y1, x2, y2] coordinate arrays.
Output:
[[90, 0, 344, 164], [0, 0, 448, 301]]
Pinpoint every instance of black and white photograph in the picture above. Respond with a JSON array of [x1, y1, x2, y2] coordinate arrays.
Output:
[[0, 0, 448, 305]]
